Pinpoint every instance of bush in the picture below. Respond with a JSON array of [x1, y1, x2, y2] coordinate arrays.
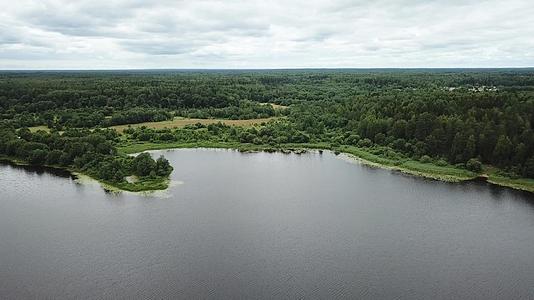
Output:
[[374, 133, 386, 144], [385, 149, 401, 160], [436, 159, 448, 167], [345, 134, 360, 145], [357, 138, 372, 148], [466, 158, 482, 172], [391, 138, 406, 151], [158, 132, 176, 142], [419, 155, 432, 163]]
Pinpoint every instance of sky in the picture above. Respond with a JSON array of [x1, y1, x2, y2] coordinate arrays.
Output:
[[1, 0, 533, 69]]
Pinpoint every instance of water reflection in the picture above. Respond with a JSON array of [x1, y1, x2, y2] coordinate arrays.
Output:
[[0, 160, 74, 179]]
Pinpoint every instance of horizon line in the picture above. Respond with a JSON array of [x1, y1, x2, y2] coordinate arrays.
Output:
[[1, 66, 533, 72]]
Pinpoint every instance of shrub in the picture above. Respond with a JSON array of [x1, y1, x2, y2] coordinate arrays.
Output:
[[420, 155, 432, 163], [466, 158, 482, 172], [374, 133, 386, 145], [436, 159, 448, 167], [357, 138, 372, 148], [345, 134, 360, 145]]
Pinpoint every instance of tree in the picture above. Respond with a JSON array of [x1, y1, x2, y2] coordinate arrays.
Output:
[[46, 150, 64, 165], [493, 135, 513, 166], [450, 132, 466, 163], [29, 149, 48, 165], [523, 157, 534, 178], [391, 120, 407, 139], [156, 156, 173, 177], [512, 143, 527, 165], [98, 159, 125, 182], [17, 127, 32, 141], [132, 153, 157, 177], [374, 133, 386, 144], [466, 158, 482, 172], [345, 134, 361, 145], [414, 112, 435, 140], [357, 138, 372, 148], [59, 152, 72, 166], [463, 135, 476, 162]]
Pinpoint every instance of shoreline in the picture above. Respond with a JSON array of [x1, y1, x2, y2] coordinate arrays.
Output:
[[118, 141, 534, 194], [2, 143, 533, 194]]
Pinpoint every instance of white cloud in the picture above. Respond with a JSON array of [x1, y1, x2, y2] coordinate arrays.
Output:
[[0, 0, 533, 69]]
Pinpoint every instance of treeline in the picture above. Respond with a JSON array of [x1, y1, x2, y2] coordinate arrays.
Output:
[[287, 90, 534, 178], [0, 101, 276, 129], [103, 109, 172, 126], [0, 108, 173, 129], [181, 101, 277, 120], [123, 121, 310, 145], [0, 125, 173, 183]]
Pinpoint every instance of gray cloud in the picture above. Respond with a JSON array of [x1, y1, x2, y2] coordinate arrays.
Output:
[[120, 38, 198, 56], [0, 0, 533, 69]]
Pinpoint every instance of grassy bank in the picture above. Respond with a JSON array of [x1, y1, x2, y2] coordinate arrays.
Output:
[[487, 175, 534, 193], [338, 146, 477, 182], [94, 176, 170, 192], [117, 140, 534, 193]]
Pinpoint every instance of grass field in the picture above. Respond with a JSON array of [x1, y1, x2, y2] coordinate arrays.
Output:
[[110, 117, 276, 132], [29, 125, 51, 132], [29, 117, 277, 133], [262, 103, 288, 110]]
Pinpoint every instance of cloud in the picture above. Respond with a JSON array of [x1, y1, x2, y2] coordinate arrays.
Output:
[[0, 0, 533, 69]]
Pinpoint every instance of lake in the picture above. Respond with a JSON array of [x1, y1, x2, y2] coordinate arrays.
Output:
[[1, 149, 534, 299]]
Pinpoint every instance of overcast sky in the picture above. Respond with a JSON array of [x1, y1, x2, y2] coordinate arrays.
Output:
[[1, 0, 533, 69]]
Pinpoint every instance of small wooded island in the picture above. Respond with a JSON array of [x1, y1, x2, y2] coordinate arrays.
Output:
[[1, 69, 534, 192]]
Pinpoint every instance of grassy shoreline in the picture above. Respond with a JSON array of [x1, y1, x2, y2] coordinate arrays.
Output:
[[117, 141, 534, 194], [0, 155, 170, 193]]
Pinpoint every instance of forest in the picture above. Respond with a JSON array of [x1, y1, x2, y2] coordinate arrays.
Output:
[[1, 69, 534, 191]]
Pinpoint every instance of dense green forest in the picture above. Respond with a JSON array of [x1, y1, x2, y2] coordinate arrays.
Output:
[[1, 69, 534, 190]]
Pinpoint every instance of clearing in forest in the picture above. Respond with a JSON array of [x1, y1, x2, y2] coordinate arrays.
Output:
[[29, 117, 276, 133], [110, 117, 276, 133]]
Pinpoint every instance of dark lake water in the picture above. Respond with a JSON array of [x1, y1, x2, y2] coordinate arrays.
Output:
[[1, 149, 534, 299]]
